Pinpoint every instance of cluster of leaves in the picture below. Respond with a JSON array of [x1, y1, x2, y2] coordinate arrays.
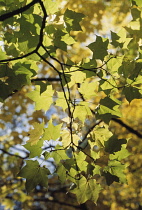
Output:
[[0, 0, 142, 208]]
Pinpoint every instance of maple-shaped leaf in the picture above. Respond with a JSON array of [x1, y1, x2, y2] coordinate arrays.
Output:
[[97, 96, 122, 123], [55, 91, 69, 111], [105, 135, 127, 154], [27, 122, 44, 145], [43, 0, 59, 14], [123, 86, 141, 103], [24, 139, 44, 158], [71, 177, 102, 204], [92, 124, 113, 148], [27, 85, 54, 111], [103, 171, 119, 186], [79, 80, 98, 99], [42, 120, 62, 141], [88, 36, 109, 61], [56, 163, 67, 183], [75, 152, 88, 172], [109, 144, 131, 161], [61, 129, 80, 148], [74, 101, 92, 122], [17, 160, 50, 193], [50, 145, 68, 164], [64, 9, 85, 32], [104, 160, 127, 183]]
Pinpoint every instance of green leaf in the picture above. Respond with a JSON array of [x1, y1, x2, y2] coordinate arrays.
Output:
[[56, 163, 67, 183], [61, 33, 76, 45], [71, 177, 102, 204], [61, 130, 80, 148], [103, 171, 119, 186], [69, 71, 86, 86], [27, 85, 54, 111], [56, 91, 69, 111], [24, 139, 44, 158], [92, 125, 113, 148], [27, 122, 44, 145], [64, 9, 85, 32], [118, 60, 135, 78], [132, 0, 142, 7], [42, 120, 62, 141], [43, 0, 59, 15], [75, 152, 88, 172], [111, 28, 132, 49], [74, 101, 92, 122], [79, 80, 98, 99], [50, 145, 68, 164], [53, 29, 67, 51], [123, 86, 141, 102], [97, 96, 122, 123], [104, 160, 127, 183], [109, 144, 131, 161], [105, 136, 127, 154], [107, 57, 123, 73], [88, 36, 109, 61], [0, 47, 7, 60], [17, 160, 50, 193]]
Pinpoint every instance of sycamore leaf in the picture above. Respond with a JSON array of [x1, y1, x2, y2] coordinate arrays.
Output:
[[0, 47, 7, 60], [61, 33, 76, 45], [64, 9, 85, 32], [17, 160, 50, 193], [118, 60, 135, 78], [27, 122, 44, 145], [24, 139, 44, 158], [27, 85, 54, 111], [79, 80, 98, 99], [92, 125, 113, 148], [74, 101, 92, 122], [88, 36, 109, 61], [133, 0, 142, 7], [105, 136, 127, 154], [71, 177, 102, 204], [42, 120, 62, 141], [56, 163, 67, 183], [75, 152, 88, 172], [104, 160, 127, 183], [123, 86, 141, 102], [61, 130, 80, 148], [107, 57, 123, 73], [50, 145, 68, 164], [56, 91, 68, 111], [109, 144, 131, 161], [103, 171, 119, 186], [69, 71, 86, 87], [43, 0, 59, 14], [97, 97, 122, 123]]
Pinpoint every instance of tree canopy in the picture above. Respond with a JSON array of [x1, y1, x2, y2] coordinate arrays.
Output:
[[0, 0, 142, 209]]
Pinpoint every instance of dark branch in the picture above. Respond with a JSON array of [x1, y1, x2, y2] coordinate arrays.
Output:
[[0, 50, 37, 63], [31, 78, 61, 82], [0, 0, 39, 21], [0, 148, 29, 159], [33, 198, 81, 209], [112, 118, 142, 138]]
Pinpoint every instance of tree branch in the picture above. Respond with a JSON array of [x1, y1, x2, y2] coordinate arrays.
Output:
[[33, 198, 81, 209], [0, 0, 39, 21], [0, 148, 29, 159], [112, 118, 142, 138], [31, 78, 61, 82]]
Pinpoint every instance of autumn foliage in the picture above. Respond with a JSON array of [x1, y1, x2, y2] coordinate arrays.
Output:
[[0, 0, 142, 209]]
